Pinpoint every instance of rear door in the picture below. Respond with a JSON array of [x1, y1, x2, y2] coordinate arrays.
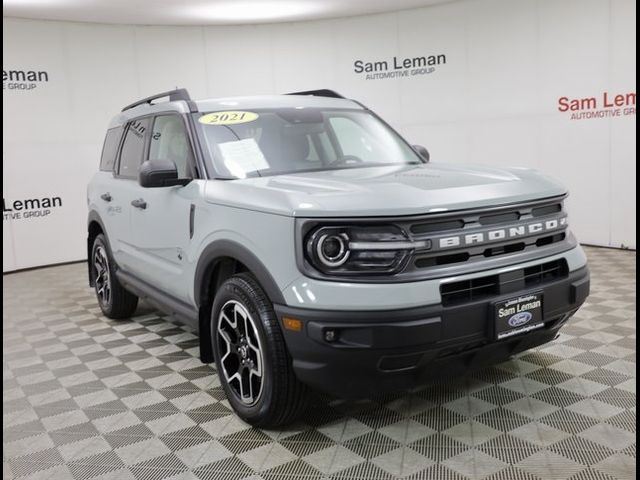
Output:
[[91, 126, 124, 244], [127, 114, 200, 301]]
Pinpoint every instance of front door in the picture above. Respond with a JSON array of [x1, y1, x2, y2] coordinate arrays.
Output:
[[108, 117, 151, 272], [128, 114, 200, 302]]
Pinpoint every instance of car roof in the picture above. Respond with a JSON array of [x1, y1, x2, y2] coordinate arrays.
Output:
[[108, 94, 363, 128], [198, 94, 361, 111]]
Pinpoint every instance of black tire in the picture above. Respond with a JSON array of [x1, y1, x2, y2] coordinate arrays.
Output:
[[211, 273, 309, 427], [91, 234, 138, 319]]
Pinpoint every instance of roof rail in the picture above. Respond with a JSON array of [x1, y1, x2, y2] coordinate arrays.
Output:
[[286, 89, 346, 99], [121, 88, 198, 113]]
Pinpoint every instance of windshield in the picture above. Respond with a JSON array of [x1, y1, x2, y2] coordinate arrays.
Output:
[[193, 108, 422, 178]]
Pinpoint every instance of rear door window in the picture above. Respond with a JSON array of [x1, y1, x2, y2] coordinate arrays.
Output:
[[100, 127, 122, 171]]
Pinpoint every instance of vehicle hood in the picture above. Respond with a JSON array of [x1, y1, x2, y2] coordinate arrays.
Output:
[[204, 163, 567, 217]]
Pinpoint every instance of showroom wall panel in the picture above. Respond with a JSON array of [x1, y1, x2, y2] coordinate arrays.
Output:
[[332, 13, 404, 126], [3, 19, 83, 271], [136, 26, 209, 99], [204, 26, 276, 97], [3, 0, 636, 271], [609, 0, 637, 248], [271, 21, 336, 93], [398, 2, 468, 125]]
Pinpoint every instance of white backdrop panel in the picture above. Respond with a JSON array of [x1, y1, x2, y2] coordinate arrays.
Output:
[[3, 0, 636, 271]]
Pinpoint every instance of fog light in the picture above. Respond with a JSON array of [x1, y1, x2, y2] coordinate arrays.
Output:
[[324, 330, 336, 342]]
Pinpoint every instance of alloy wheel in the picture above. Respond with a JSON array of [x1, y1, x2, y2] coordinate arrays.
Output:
[[217, 300, 264, 405], [94, 245, 111, 307]]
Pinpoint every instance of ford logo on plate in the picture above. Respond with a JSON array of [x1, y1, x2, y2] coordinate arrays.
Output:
[[508, 311, 532, 328]]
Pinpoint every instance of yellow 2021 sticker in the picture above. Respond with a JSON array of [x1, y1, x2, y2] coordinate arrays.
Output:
[[198, 111, 259, 125]]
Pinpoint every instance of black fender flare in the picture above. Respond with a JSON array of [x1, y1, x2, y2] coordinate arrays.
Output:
[[194, 239, 285, 307], [87, 210, 107, 234], [87, 210, 109, 286], [194, 239, 286, 363]]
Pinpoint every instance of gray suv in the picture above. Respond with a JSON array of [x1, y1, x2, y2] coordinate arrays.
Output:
[[87, 88, 590, 426]]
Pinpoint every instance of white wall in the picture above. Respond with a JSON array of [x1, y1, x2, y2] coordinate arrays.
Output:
[[3, 0, 636, 271]]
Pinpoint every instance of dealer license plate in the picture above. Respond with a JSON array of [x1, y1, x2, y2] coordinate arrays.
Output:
[[494, 292, 544, 340]]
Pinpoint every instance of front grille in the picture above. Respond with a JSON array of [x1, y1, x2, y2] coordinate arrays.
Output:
[[532, 203, 562, 217], [536, 233, 566, 247], [478, 212, 520, 225], [441, 275, 500, 306], [410, 219, 464, 234], [411, 200, 563, 234], [441, 259, 568, 306], [415, 252, 470, 268], [411, 197, 569, 269], [297, 195, 573, 283], [483, 242, 526, 257], [524, 259, 569, 287]]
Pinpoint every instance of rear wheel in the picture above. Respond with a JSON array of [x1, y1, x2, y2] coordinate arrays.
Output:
[[211, 273, 308, 427], [92, 234, 138, 319]]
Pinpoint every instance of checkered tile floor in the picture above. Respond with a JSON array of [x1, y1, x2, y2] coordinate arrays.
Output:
[[3, 246, 636, 480]]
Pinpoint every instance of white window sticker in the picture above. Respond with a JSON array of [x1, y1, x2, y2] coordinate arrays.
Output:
[[217, 138, 269, 178]]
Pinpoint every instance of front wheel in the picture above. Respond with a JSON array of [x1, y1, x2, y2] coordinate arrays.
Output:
[[91, 234, 138, 319], [211, 273, 308, 427]]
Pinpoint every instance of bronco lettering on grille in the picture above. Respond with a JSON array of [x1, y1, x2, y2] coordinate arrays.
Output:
[[437, 216, 567, 249]]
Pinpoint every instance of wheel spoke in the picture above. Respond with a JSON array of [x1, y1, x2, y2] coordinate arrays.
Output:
[[219, 328, 233, 348], [219, 330, 233, 363], [249, 364, 262, 378], [248, 346, 262, 376], [220, 311, 235, 329], [219, 312, 237, 343], [247, 370, 254, 400], [227, 372, 242, 394], [233, 305, 241, 332], [242, 314, 250, 341]]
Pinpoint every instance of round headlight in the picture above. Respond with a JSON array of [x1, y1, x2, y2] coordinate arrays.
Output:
[[316, 233, 350, 267]]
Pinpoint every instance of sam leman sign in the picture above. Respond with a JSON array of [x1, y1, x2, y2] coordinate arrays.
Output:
[[353, 54, 446, 80]]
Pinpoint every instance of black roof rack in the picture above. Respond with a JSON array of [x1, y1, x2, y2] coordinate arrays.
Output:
[[286, 89, 346, 99], [121, 88, 198, 113]]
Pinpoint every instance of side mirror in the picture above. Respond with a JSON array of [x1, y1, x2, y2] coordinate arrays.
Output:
[[139, 160, 190, 188], [412, 144, 430, 163]]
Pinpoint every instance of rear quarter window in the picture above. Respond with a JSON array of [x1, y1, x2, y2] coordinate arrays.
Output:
[[100, 127, 123, 171]]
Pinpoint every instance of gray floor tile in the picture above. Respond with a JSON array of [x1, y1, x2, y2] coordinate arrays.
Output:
[[3, 246, 636, 479]]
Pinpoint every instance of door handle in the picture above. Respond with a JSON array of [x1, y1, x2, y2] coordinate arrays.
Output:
[[131, 199, 147, 210], [100, 193, 112, 202]]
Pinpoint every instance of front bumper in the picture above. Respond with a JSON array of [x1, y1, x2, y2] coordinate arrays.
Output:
[[275, 266, 590, 398]]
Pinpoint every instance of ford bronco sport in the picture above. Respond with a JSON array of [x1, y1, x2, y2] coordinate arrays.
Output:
[[87, 88, 590, 427]]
